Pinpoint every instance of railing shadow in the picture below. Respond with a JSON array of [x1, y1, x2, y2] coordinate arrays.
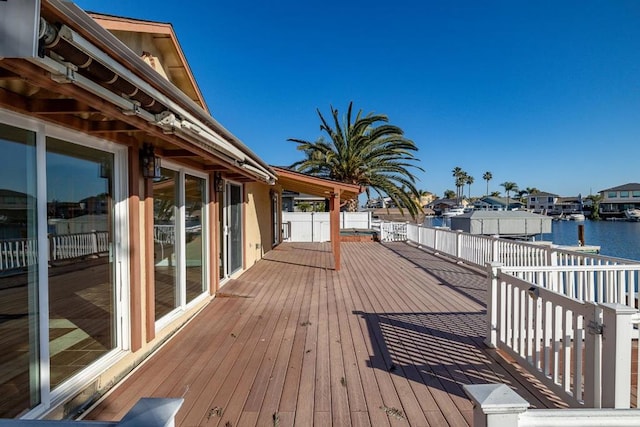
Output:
[[354, 310, 496, 399], [354, 310, 562, 407], [383, 242, 487, 307]]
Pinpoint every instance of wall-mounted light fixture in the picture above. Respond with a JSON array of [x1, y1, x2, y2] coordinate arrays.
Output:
[[140, 143, 161, 179], [214, 172, 224, 193]]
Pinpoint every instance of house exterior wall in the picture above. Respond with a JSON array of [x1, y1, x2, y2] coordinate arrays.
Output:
[[244, 181, 275, 268]]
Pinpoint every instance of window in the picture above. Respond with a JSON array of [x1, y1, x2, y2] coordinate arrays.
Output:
[[620, 191, 629, 198], [547, 197, 554, 203], [634, 191, 640, 198], [608, 191, 617, 198], [530, 197, 536, 202]]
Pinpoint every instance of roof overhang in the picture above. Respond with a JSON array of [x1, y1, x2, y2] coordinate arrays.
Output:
[[272, 167, 363, 200], [0, 0, 276, 184]]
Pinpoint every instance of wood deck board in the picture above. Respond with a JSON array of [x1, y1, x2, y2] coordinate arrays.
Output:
[[87, 242, 568, 426]]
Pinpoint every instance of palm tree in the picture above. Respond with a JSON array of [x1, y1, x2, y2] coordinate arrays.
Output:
[[500, 181, 518, 210], [465, 175, 474, 200], [482, 171, 492, 196], [444, 189, 456, 200], [289, 102, 423, 217]]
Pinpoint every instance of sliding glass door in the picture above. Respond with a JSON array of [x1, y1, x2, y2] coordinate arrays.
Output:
[[219, 181, 243, 281], [154, 166, 207, 325], [0, 124, 38, 417], [0, 113, 128, 418]]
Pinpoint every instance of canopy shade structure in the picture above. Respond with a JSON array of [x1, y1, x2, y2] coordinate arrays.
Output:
[[272, 167, 363, 270]]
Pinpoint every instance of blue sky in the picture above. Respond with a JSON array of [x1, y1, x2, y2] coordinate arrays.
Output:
[[75, 0, 640, 199]]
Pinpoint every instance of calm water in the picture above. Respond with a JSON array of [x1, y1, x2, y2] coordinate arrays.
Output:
[[424, 217, 640, 262]]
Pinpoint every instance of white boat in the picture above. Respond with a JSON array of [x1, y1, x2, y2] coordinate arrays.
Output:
[[624, 208, 640, 221], [568, 213, 585, 221], [442, 206, 466, 217]]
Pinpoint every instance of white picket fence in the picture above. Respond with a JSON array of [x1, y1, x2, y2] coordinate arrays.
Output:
[[0, 231, 109, 272]]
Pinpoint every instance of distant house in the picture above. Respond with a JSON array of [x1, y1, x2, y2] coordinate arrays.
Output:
[[473, 196, 523, 211], [427, 198, 467, 215], [554, 195, 584, 214], [282, 191, 327, 212], [526, 192, 559, 213], [599, 183, 640, 217]]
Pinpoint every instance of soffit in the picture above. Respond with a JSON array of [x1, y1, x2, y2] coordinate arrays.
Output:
[[272, 167, 362, 201]]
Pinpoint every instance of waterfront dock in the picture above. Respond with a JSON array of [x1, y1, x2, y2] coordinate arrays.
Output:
[[85, 242, 566, 426]]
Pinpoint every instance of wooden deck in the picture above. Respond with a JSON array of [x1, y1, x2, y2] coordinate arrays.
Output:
[[85, 242, 566, 426]]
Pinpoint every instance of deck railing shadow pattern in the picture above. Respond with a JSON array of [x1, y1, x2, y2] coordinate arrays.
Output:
[[356, 310, 563, 407], [384, 242, 488, 307]]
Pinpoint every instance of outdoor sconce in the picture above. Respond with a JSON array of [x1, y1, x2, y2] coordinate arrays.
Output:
[[214, 172, 224, 193], [140, 143, 161, 179]]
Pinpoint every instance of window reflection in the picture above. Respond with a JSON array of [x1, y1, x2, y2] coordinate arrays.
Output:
[[153, 168, 178, 319], [0, 124, 39, 418], [46, 138, 115, 389]]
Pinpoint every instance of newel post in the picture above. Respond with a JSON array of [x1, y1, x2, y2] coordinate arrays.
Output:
[[486, 262, 503, 348], [417, 224, 423, 247], [491, 235, 499, 263], [456, 229, 463, 259], [464, 384, 529, 427], [600, 303, 638, 408]]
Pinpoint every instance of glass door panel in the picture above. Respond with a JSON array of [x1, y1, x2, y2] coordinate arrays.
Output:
[[185, 175, 205, 303], [0, 124, 39, 417], [153, 168, 178, 320], [46, 137, 115, 389], [228, 183, 242, 275]]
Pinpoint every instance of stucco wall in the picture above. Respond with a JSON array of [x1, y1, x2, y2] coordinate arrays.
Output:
[[244, 182, 275, 267]]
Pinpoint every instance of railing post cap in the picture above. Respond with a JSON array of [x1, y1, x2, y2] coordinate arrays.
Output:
[[599, 302, 639, 315], [463, 384, 529, 414]]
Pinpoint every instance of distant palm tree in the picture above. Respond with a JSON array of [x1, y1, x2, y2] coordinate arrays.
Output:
[[444, 189, 456, 199], [452, 167, 467, 204], [525, 187, 540, 195], [290, 102, 423, 217], [516, 189, 528, 203], [465, 175, 474, 200], [500, 181, 518, 210], [483, 171, 492, 196], [490, 191, 501, 197]]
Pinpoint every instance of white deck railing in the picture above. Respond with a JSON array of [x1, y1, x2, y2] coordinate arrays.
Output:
[[488, 263, 640, 409], [379, 221, 640, 409], [400, 222, 636, 268]]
